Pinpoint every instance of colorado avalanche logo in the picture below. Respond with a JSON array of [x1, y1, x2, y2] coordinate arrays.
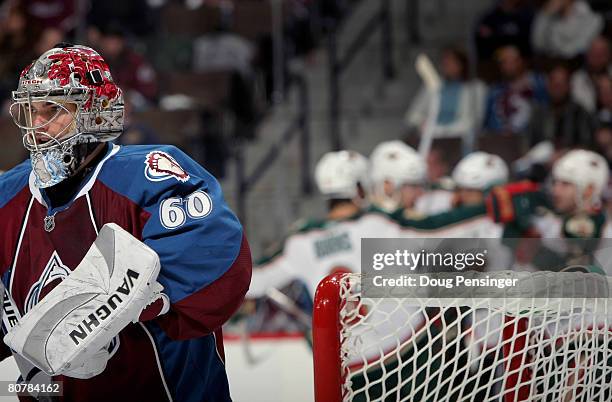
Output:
[[24, 251, 71, 313], [144, 151, 190, 183]]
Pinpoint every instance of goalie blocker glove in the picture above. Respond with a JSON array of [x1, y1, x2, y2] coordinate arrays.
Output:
[[4, 223, 163, 378]]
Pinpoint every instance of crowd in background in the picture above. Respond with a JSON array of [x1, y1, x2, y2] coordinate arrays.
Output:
[[0, 0, 346, 177], [406, 0, 612, 187]]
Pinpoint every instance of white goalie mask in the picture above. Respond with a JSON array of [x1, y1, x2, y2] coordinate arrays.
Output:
[[10, 44, 124, 188], [452, 152, 509, 191], [552, 149, 609, 210], [369, 141, 426, 211], [315, 150, 370, 200]]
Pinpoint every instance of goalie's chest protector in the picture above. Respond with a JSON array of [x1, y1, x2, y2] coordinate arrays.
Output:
[[0, 146, 195, 402]]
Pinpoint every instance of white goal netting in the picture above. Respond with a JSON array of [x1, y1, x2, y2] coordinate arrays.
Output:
[[321, 272, 612, 402]]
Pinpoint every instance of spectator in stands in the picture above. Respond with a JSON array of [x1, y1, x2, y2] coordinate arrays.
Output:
[[571, 36, 612, 113], [596, 75, 612, 123], [406, 47, 485, 150], [474, 0, 535, 61], [0, 2, 38, 105], [484, 45, 548, 135], [192, 25, 259, 140], [87, 0, 156, 38], [285, 0, 318, 58], [426, 144, 452, 184], [193, 27, 254, 78], [594, 119, 612, 163], [116, 93, 160, 146], [98, 23, 159, 105], [532, 0, 603, 59], [594, 118, 612, 168], [527, 64, 594, 148], [21, 0, 76, 33]]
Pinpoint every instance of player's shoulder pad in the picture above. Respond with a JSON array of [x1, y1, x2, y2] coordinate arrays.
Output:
[[99, 144, 216, 208], [0, 160, 31, 209]]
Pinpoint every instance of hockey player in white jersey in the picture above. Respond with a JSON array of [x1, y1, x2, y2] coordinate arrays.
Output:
[[437, 153, 510, 382], [541, 149, 611, 239], [487, 149, 612, 274], [368, 141, 478, 230], [453, 151, 509, 207], [409, 152, 512, 387], [360, 150, 512, 401], [485, 150, 612, 399], [246, 151, 431, 365], [369, 141, 427, 216], [248, 148, 510, 299], [488, 149, 611, 239], [248, 150, 400, 300], [390, 151, 510, 239], [431, 151, 508, 238]]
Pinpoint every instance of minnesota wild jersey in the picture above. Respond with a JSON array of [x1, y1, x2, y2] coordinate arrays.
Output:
[[526, 210, 612, 274], [392, 204, 504, 239], [248, 212, 400, 299]]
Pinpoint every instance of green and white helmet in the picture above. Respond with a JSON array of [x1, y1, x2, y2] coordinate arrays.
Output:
[[452, 152, 509, 191], [370, 141, 426, 187], [315, 150, 370, 199], [368, 141, 426, 211], [552, 149, 609, 207]]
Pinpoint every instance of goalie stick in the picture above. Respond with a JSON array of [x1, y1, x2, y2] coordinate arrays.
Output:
[[415, 53, 442, 159], [240, 286, 313, 366]]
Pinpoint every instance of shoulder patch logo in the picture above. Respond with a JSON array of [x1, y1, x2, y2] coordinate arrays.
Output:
[[144, 151, 190, 183]]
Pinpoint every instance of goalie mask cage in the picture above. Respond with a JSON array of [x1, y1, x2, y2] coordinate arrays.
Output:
[[312, 272, 612, 402]]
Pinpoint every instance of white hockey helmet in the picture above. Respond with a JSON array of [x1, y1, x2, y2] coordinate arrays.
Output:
[[452, 152, 509, 191], [315, 150, 370, 199], [552, 149, 609, 205], [370, 141, 426, 187]]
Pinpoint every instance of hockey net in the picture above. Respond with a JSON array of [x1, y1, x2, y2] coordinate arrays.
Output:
[[312, 272, 612, 402]]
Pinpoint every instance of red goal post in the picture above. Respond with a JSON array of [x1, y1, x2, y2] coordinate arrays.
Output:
[[312, 273, 344, 402], [312, 271, 612, 402]]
